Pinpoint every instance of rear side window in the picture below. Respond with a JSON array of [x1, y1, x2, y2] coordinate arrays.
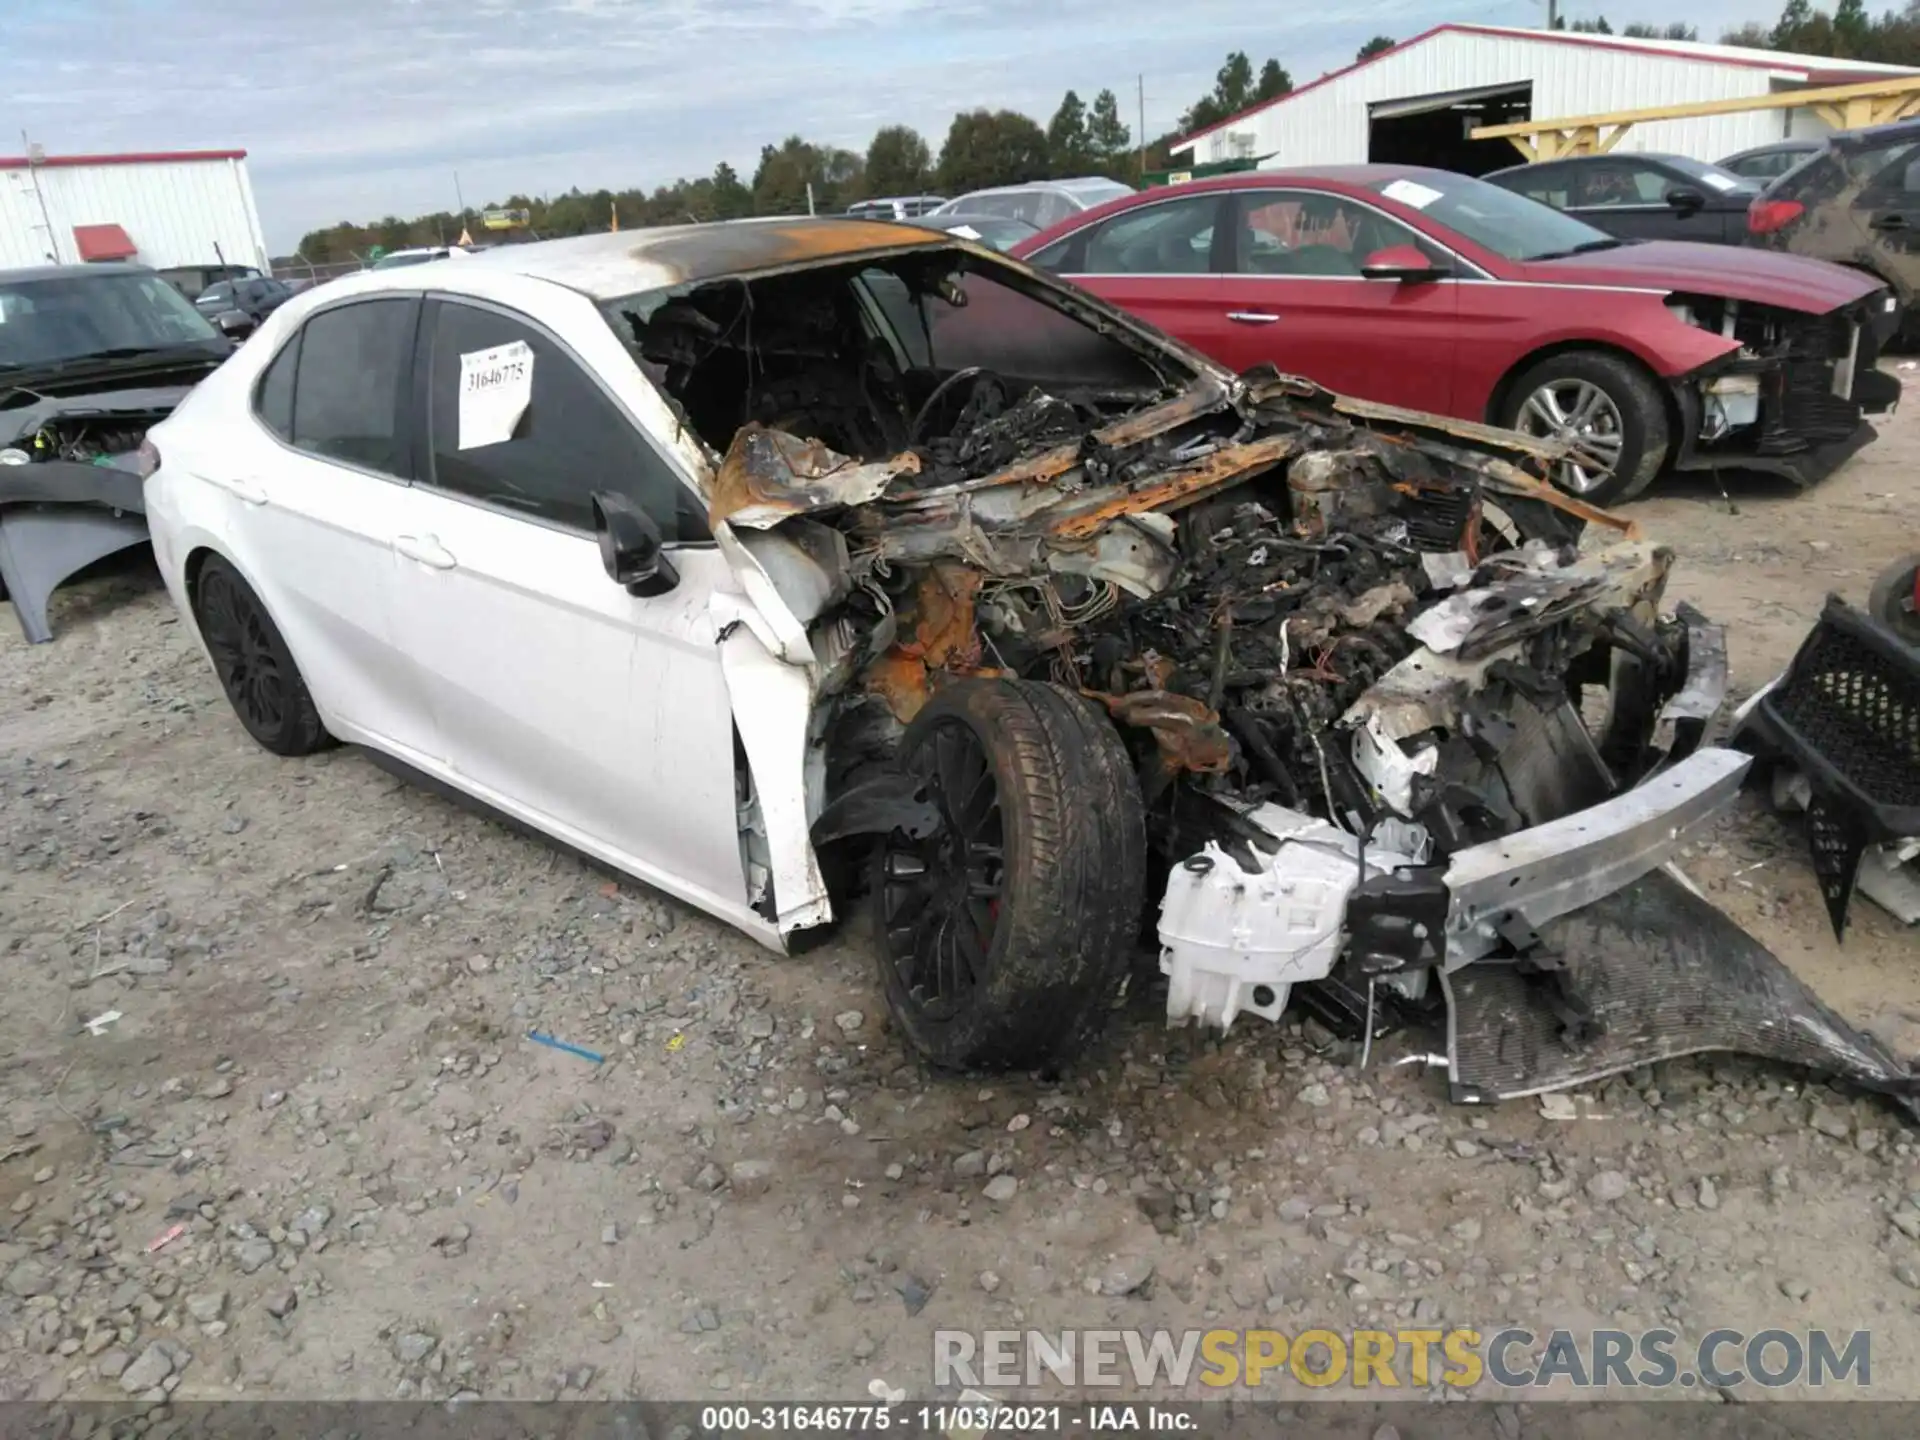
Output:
[[1082, 195, 1219, 274], [255, 334, 298, 441], [424, 299, 704, 540], [287, 297, 418, 478]]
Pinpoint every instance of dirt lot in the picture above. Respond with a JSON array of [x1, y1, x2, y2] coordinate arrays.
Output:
[[1, 387, 1917, 1409]]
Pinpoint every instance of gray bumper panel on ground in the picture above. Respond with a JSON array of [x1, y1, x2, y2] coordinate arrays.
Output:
[[1444, 868, 1920, 1114]]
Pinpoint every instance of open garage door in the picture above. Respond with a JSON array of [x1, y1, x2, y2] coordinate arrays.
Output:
[[1368, 82, 1532, 176]]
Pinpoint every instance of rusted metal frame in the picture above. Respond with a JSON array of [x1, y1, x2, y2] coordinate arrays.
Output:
[[1043, 434, 1296, 541]]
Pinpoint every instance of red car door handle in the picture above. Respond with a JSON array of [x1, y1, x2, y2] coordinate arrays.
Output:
[[1227, 310, 1280, 324]]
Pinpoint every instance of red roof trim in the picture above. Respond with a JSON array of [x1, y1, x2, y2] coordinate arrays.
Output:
[[0, 148, 246, 171], [1174, 22, 1837, 150], [72, 223, 137, 261]]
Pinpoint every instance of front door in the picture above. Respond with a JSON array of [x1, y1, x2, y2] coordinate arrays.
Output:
[[387, 295, 749, 916], [1213, 188, 1459, 414]]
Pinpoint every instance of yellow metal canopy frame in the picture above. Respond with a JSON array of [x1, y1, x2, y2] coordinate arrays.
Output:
[[1470, 72, 1920, 161]]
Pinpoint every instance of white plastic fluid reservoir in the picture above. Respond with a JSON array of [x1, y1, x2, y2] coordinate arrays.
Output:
[[1157, 804, 1414, 1032]]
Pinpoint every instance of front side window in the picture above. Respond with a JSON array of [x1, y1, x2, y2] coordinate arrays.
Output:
[[287, 297, 418, 478], [424, 299, 702, 540], [1081, 195, 1220, 274], [1566, 162, 1668, 207], [1230, 191, 1433, 276]]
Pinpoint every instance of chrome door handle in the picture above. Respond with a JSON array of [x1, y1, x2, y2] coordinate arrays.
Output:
[[394, 534, 456, 569], [1227, 311, 1280, 324]]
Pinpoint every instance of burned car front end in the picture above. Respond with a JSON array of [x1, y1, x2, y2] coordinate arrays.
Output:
[[1663, 286, 1900, 488], [601, 223, 1917, 1110]]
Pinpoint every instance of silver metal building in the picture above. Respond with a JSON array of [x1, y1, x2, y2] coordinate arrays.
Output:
[[1172, 24, 1920, 175], [0, 147, 269, 272]]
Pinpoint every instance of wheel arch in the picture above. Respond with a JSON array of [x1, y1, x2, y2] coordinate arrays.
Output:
[[179, 542, 339, 732], [1485, 339, 1681, 437]]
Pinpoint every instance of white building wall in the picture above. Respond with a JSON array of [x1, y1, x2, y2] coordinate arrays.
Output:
[[1180, 29, 1882, 169], [0, 156, 268, 273]]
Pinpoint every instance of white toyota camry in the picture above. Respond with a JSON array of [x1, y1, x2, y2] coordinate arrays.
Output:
[[145, 217, 1909, 1105]]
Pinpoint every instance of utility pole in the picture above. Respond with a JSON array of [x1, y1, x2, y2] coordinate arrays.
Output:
[[1137, 74, 1146, 180], [21, 130, 58, 263], [453, 170, 467, 223]]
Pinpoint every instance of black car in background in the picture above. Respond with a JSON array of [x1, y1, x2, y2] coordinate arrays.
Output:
[[1747, 118, 1920, 334], [1485, 152, 1759, 244], [156, 263, 263, 302], [1717, 138, 1824, 183], [193, 276, 296, 339]]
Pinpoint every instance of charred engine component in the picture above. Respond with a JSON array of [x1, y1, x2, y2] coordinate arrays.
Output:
[[1158, 804, 1426, 1031]]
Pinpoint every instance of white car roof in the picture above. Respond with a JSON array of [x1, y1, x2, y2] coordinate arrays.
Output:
[[324, 218, 958, 303]]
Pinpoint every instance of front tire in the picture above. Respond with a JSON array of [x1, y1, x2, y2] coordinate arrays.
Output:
[[192, 555, 332, 756], [874, 679, 1146, 1071], [1502, 351, 1669, 506]]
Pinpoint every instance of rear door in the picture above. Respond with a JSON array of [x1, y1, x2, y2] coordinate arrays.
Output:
[[1041, 190, 1233, 368], [1853, 143, 1920, 296], [236, 296, 441, 757], [1214, 187, 1459, 413], [385, 292, 748, 912]]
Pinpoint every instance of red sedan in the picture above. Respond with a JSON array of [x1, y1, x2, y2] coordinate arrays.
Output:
[[1010, 165, 1899, 504]]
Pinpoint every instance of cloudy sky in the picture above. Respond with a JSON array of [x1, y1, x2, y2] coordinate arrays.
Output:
[[9, 0, 1779, 252]]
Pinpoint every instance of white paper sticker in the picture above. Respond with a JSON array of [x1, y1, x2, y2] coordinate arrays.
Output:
[[457, 340, 533, 450], [949, 224, 982, 240], [1700, 171, 1741, 192], [1381, 179, 1443, 210]]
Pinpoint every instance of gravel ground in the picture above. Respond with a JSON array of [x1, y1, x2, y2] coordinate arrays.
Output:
[[1, 385, 1918, 1407]]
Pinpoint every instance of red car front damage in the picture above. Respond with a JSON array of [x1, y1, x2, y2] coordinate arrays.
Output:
[[1014, 167, 1901, 489]]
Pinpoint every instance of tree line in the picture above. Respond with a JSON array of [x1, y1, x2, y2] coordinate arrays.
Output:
[[294, 6, 1920, 261], [295, 53, 1293, 261]]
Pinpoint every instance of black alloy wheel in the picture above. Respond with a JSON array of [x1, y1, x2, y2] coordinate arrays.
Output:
[[192, 555, 331, 756], [878, 716, 1006, 1019]]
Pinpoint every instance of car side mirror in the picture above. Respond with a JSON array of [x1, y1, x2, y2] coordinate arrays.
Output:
[[1666, 186, 1706, 214], [1360, 244, 1447, 282], [215, 310, 254, 338], [593, 491, 678, 597]]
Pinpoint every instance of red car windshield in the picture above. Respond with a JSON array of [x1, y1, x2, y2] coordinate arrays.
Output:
[[1365, 172, 1622, 263]]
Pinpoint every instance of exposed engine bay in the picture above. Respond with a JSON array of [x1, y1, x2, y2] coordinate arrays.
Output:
[[1665, 291, 1900, 487], [0, 384, 185, 644], [604, 239, 1918, 1112]]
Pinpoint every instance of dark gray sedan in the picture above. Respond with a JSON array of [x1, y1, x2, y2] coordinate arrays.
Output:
[[1484, 153, 1760, 245]]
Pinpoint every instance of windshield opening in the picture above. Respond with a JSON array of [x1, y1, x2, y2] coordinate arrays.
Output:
[[1369, 172, 1619, 262], [0, 271, 223, 371], [597, 249, 1190, 470]]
